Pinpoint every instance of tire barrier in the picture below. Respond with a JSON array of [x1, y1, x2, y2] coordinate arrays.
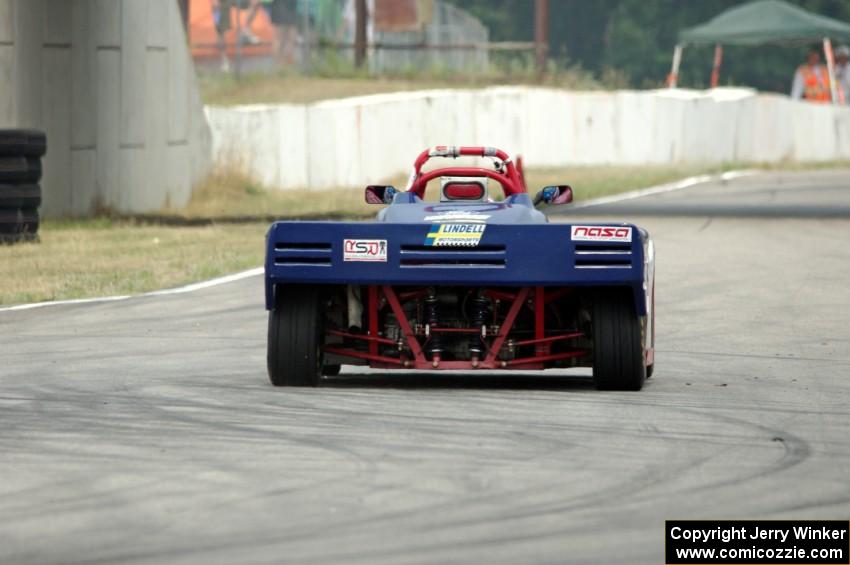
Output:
[[0, 130, 46, 244]]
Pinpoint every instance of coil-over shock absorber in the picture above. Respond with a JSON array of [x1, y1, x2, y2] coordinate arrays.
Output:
[[424, 288, 442, 367], [468, 290, 489, 367]]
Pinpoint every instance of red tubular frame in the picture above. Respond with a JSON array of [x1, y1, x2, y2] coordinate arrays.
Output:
[[324, 284, 588, 371], [407, 146, 527, 197], [327, 328, 395, 346], [320, 146, 590, 370]]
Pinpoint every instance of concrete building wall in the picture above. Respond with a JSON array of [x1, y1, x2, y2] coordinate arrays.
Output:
[[0, 0, 211, 216], [207, 86, 850, 191]]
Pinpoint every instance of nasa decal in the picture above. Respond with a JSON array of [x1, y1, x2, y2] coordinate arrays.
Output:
[[570, 225, 632, 242]]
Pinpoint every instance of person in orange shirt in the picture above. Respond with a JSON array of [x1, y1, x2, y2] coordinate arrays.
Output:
[[791, 45, 832, 103]]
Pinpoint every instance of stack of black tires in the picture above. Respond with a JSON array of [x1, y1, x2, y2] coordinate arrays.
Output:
[[0, 129, 46, 244]]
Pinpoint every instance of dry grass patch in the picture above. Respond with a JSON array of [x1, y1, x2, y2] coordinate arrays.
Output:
[[171, 168, 376, 219], [198, 69, 602, 106], [0, 219, 267, 305], [200, 75, 472, 106], [169, 163, 741, 220]]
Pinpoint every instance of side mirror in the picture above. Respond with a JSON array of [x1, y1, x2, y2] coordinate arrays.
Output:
[[534, 185, 573, 206], [365, 185, 397, 204]]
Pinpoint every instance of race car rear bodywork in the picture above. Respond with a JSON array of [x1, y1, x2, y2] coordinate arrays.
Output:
[[265, 146, 656, 389]]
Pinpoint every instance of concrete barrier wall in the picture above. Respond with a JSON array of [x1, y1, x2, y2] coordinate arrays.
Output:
[[0, 0, 211, 216], [207, 86, 850, 190]]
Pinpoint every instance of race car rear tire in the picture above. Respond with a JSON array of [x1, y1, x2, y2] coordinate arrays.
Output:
[[267, 285, 323, 387], [592, 289, 646, 391]]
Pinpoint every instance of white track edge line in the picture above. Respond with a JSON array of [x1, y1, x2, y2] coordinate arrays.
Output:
[[571, 169, 759, 209]]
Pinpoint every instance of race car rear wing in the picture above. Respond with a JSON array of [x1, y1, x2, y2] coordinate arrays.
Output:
[[265, 221, 647, 314]]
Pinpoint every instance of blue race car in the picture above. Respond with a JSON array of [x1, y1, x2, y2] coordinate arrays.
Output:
[[265, 146, 655, 390]]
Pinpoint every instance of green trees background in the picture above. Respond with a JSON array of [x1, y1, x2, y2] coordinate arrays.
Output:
[[448, 0, 850, 92]]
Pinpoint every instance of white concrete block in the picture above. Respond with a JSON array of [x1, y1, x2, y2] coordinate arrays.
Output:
[[356, 96, 428, 184], [751, 95, 794, 162], [40, 45, 71, 216], [735, 94, 772, 162], [0, 0, 210, 216], [730, 95, 756, 162], [71, 0, 96, 148], [93, 0, 120, 47], [567, 92, 617, 165], [709, 87, 757, 101], [119, 147, 145, 211], [614, 91, 656, 164], [188, 111, 212, 190], [712, 99, 745, 162], [473, 88, 525, 162], [220, 106, 277, 185], [521, 88, 572, 167], [146, 0, 169, 48], [167, 2, 189, 143], [70, 148, 96, 214], [833, 106, 850, 160], [306, 103, 359, 188], [207, 86, 850, 195], [95, 48, 120, 210], [186, 68, 212, 189], [0, 45, 13, 126], [43, 0, 70, 44], [277, 104, 307, 188], [120, 0, 146, 145], [142, 48, 168, 211], [647, 93, 686, 163], [165, 142, 190, 208], [678, 93, 749, 163], [0, 0, 13, 43], [420, 90, 477, 152], [791, 101, 836, 161], [13, 0, 44, 128]]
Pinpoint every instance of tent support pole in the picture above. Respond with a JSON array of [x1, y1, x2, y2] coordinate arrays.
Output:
[[823, 37, 839, 104], [710, 44, 723, 88], [667, 44, 683, 88]]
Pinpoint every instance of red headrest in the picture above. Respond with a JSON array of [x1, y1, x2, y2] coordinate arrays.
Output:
[[444, 182, 485, 200]]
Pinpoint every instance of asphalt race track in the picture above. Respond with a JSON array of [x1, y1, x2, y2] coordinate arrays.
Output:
[[2, 170, 850, 564]]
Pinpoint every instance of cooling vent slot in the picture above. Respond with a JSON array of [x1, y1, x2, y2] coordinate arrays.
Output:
[[574, 243, 633, 269], [400, 245, 505, 252], [399, 244, 506, 268], [274, 241, 332, 266], [400, 259, 505, 267], [275, 257, 331, 265], [275, 242, 331, 251]]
